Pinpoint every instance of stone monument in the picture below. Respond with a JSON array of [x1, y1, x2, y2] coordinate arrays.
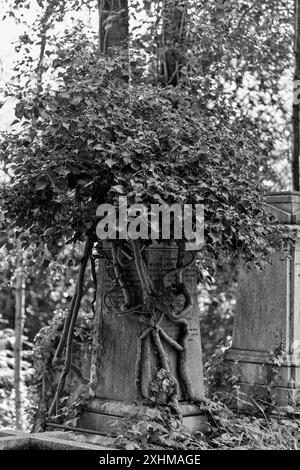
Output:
[[79, 243, 205, 434], [225, 192, 300, 405]]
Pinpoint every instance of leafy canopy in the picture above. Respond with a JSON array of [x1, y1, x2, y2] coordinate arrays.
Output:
[[0, 41, 284, 263]]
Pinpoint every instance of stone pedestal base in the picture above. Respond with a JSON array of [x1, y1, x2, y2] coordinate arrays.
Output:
[[226, 349, 300, 406], [78, 399, 208, 436]]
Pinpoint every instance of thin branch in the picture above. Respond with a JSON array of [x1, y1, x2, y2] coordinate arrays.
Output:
[[236, 0, 260, 30]]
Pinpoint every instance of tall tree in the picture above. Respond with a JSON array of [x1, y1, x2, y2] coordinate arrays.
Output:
[[293, 0, 300, 190], [161, 0, 188, 85], [98, 0, 129, 53], [14, 244, 25, 430]]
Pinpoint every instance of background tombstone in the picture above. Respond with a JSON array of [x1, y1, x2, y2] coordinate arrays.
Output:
[[225, 192, 300, 406], [79, 243, 205, 434]]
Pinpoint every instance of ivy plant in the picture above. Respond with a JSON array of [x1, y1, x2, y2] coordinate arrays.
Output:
[[0, 38, 288, 418]]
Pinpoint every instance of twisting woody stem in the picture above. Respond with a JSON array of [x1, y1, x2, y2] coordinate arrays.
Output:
[[48, 237, 92, 417]]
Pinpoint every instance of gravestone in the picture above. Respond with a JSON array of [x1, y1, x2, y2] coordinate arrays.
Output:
[[79, 243, 205, 434], [225, 192, 300, 405]]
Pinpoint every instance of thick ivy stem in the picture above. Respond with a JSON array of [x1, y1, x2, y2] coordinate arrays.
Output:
[[166, 312, 199, 402], [48, 237, 92, 417], [164, 246, 197, 401], [134, 326, 152, 398], [177, 283, 193, 318], [53, 239, 92, 365], [174, 244, 194, 320], [162, 252, 195, 290], [90, 253, 98, 317], [176, 240, 185, 283], [131, 239, 153, 297], [110, 241, 132, 310], [52, 290, 77, 366], [152, 328, 170, 372], [158, 327, 183, 352], [168, 379, 181, 417], [116, 244, 134, 268], [177, 319, 195, 401]]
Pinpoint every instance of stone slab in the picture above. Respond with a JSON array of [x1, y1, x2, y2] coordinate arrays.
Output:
[[79, 410, 208, 437], [265, 204, 291, 224], [230, 252, 290, 353], [0, 436, 31, 450], [265, 191, 300, 223], [78, 398, 208, 436], [0, 431, 111, 450], [85, 398, 204, 417]]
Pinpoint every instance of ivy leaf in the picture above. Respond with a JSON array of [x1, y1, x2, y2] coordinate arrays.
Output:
[[105, 158, 116, 168], [209, 233, 220, 244], [35, 178, 48, 191], [111, 184, 124, 194]]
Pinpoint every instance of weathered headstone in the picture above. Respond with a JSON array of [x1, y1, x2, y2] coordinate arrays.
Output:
[[79, 243, 205, 434], [225, 192, 300, 405]]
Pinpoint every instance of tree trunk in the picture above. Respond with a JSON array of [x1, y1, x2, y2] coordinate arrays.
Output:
[[14, 271, 25, 431], [98, 0, 129, 54], [293, 0, 300, 190], [161, 0, 188, 85]]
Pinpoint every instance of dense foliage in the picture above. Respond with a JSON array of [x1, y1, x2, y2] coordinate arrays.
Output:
[[0, 41, 286, 267], [2, 0, 294, 188], [112, 398, 300, 450], [133, 0, 294, 187], [0, 324, 33, 429]]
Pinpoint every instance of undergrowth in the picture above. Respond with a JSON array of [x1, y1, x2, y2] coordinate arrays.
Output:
[[111, 345, 300, 450]]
